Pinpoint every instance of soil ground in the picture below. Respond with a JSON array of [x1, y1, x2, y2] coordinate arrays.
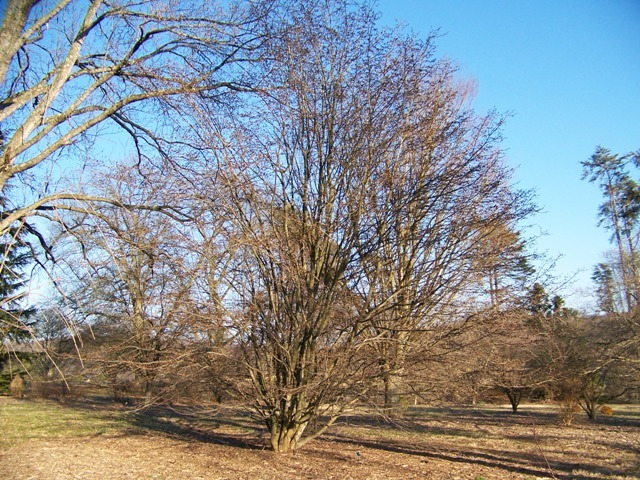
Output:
[[1, 397, 639, 479]]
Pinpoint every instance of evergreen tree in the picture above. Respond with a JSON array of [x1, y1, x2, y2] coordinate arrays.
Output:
[[582, 146, 640, 311], [527, 283, 576, 320], [592, 262, 617, 313], [0, 229, 35, 346]]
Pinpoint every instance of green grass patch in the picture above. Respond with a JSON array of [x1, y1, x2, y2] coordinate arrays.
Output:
[[0, 397, 262, 452], [0, 397, 127, 450]]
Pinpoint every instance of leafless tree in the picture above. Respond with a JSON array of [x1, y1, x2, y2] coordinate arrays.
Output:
[[351, 36, 536, 412], [0, 0, 264, 245], [218, 0, 410, 451], [479, 311, 551, 412], [211, 0, 535, 451], [548, 312, 639, 420], [52, 164, 207, 404], [0, 0, 268, 371]]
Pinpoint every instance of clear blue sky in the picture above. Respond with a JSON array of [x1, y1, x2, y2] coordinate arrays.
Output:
[[378, 0, 640, 310]]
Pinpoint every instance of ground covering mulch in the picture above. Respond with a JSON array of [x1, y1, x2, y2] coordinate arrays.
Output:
[[1, 397, 639, 479]]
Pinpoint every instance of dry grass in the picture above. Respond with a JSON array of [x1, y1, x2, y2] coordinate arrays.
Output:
[[1, 397, 639, 479]]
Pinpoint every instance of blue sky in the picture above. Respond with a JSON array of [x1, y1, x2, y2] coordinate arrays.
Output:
[[378, 0, 640, 309]]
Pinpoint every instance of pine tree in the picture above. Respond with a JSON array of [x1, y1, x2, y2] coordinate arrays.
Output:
[[592, 262, 617, 313], [0, 229, 35, 345], [582, 146, 640, 311]]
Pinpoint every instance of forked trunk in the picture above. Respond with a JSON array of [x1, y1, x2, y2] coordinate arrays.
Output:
[[505, 388, 524, 413], [267, 418, 309, 453], [580, 399, 599, 421]]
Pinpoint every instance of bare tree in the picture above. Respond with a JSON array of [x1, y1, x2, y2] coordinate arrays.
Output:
[[351, 36, 536, 411], [480, 311, 550, 412], [212, 0, 535, 451], [0, 0, 268, 370], [548, 313, 636, 421], [0, 0, 263, 241], [219, 0, 411, 452], [53, 164, 206, 404]]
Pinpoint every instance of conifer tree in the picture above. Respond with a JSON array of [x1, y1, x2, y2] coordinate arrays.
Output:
[[0, 227, 35, 346], [582, 146, 640, 311]]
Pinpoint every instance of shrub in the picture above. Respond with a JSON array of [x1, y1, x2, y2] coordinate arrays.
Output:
[[558, 400, 579, 426], [9, 375, 24, 398], [30, 380, 71, 399], [600, 405, 613, 416]]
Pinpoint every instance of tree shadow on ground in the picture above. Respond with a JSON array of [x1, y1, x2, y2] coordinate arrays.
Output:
[[326, 433, 633, 480], [330, 406, 640, 479], [406, 405, 562, 427], [63, 396, 267, 450], [125, 409, 265, 450], [58, 397, 640, 477]]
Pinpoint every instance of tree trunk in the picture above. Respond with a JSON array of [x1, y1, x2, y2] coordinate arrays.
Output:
[[267, 416, 309, 453], [383, 369, 403, 410], [607, 176, 634, 311], [382, 337, 407, 414], [0, 0, 35, 87], [505, 388, 524, 413], [624, 229, 640, 308], [580, 399, 598, 421]]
